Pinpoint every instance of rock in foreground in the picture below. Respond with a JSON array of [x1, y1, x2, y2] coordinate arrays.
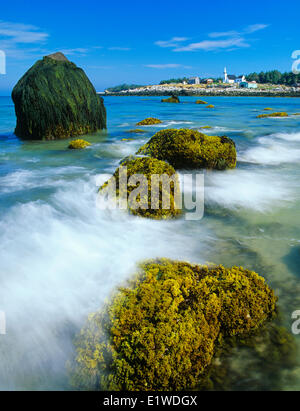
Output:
[[71, 259, 277, 390], [137, 128, 237, 170], [12, 52, 106, 140]]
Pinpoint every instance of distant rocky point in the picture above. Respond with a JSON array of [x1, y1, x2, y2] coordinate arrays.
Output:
[[12, 52, 106, 140]]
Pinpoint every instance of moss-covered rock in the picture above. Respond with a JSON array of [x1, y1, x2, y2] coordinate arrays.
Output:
[[206, 104, 215, 108], [68, 139, 91, 149], [70, 259, 277, 391], [99, 157, 182, 219], [137, 128, 237, 170], [136, 118, 162, 126], [264, 108, 273, 111], [161, 94, 180, 103], [196, 100, 208, 104], [257, 112, 288, 118], [199, 126, 213, 129], [12, 52, 106, 140]]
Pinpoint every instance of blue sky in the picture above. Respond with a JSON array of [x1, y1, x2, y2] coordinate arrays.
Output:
[[0, 0, 299, 93]]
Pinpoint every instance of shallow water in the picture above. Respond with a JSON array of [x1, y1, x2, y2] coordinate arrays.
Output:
[[0, 95, 300, 390]]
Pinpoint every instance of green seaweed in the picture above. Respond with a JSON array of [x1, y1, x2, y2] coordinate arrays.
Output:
[[12, 53, 106, 140]]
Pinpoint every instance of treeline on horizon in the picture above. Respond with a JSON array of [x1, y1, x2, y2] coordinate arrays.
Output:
[[106, 71, 300, 91], [246, 70, 300, 85], [159, 71, 300, 85], [106, 83, 145, 92]]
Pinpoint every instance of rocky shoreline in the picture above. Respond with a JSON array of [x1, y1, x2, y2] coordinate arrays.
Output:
[[103, 86, 300, 98]]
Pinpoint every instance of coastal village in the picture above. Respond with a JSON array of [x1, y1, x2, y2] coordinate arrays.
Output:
[[104, 67, 300, 96]]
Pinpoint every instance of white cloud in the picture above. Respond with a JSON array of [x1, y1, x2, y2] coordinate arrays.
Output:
[[174, 37, 249, 52], [144, 63, 182, 69], [208, 31, 239, 38], [154, 37, 189, 48], [245, 24, 269, 33], [0, 21, 48, 45], [108, 47, 131, 51], [155, 24, 269, 53], [59, 48, 89, 56]]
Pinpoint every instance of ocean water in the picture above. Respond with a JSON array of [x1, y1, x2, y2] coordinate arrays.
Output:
[[0, 95, 300, 390]]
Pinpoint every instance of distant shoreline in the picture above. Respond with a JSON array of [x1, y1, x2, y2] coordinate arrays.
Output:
[[102, 90, 300, 98]]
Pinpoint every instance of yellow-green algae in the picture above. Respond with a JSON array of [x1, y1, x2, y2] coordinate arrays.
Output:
[[161, 95, 180, 103], [68, 139, 91, 149], [70, 259, 277, 391], [136, 118, 162, 126], [127, 129, 146, 133], [136, 128, 237, 170], [257, 112, 288, 118], [99, 157, 182, 219]]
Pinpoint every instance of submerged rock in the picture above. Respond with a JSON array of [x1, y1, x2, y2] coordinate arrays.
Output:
[[161, 94, 180, 103], [196, 99, 208, 104], [137, 128, 237, 170], [12, 52, 106, 140], [99, 157, 182, 219], [126, 129, 146, 133], [136, 117, 162, 126], [68, 139, 91, 149], [70, 259, 277, 390], [257, 112, 288, 118]]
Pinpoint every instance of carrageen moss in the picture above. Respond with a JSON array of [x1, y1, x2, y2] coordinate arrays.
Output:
[[136, 118, 162, 126], [12, 53, 106, 140], [136, 128, 237, 170], [68, 139, 91, 149], [257, 112, 288, 118], [99, 157, 182, 219], [70, 259, 277, 391]]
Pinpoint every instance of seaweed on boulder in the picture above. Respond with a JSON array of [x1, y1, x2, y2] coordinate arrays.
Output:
[[136, 118, 162, 126], [99, 157, 182, 219], [161, 94, 180, 103], [12, 52, 106, 140], [257, 112, 288, 119], [68, 139, 91, 149], [136, 128, 237, 170], [70, 259, 277, 390]]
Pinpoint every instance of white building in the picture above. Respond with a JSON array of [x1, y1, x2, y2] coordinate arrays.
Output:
[[188, 76, 200, 85], [224, 67, 245, 84]]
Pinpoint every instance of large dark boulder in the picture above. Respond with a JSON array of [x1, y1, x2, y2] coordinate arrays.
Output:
[[12, 52, 106, 140]]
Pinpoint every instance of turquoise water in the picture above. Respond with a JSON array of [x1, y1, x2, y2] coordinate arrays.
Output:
[[0, 95, 300, 390]]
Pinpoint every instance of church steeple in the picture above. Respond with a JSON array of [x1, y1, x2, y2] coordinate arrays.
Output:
[[224, 67, 228, 83]]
